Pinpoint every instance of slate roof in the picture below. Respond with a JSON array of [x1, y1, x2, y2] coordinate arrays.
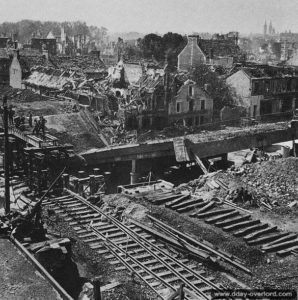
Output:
[[23, 67, 73, 90], [138, 73, 163, 92], [198, 39, 241, 59], [241, 65, 298, 78]]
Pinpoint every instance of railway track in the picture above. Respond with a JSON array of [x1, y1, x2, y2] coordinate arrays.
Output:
[[140, 186, 298, 256], [43, 190, 222, 300]]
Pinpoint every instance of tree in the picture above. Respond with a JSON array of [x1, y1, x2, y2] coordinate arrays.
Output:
[[162, 32, 186, 67], [140, 33, 164, 61], [139, 32, 186, 65], [162, 32, 185, 52], [191, 65, 235, 111]]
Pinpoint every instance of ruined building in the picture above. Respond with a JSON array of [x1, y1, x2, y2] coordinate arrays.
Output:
[[226, 65, 298, 119], [178, 34, 241, 70], [122, 68, 213, 129], [31, 34, 57, 56]]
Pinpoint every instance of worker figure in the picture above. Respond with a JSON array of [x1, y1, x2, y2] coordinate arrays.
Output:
[[20, 115, 26, 131], [28, 112, 33, 127], [239, 187, 245, 203], [40, 115, 47, 136], [8, 106, 15, 125], [15, 116, 22, 128], [32, 119, 40, 134]]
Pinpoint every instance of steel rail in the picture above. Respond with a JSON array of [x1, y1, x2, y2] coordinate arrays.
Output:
[[89, 223, 207, 300], [48, 195, 172, 300], [10, 235, 73, 300], [89, 226, 172, 300], [148, 215, 251, 275], [99, 216, 214, 298], [46, 194, 212, 299], [64, 190, 218, 296], [45, 191, 219, 298], [48, 196, 190, 297]]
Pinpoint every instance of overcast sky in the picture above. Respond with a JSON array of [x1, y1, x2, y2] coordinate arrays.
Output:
[[0, 0, 297, 35]]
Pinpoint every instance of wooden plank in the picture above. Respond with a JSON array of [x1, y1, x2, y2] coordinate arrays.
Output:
[[262, 233, 298, 248], [233, 223, 268, 238], [214, 215, 251, 228], [152, 194, 183, 205], [223, 220, 260, 232], [247, 232, 291, 246], [277, 245, 298, 257], [262, 239, 298, 253], [171, 198, 203, 210], [193, 153, 208, 175], [194, 207, 234, 219], [244, 226, 278, 242], [165, 194, 191, 208], [173, 137, 190, 162], [177, 201, 209, 213], [189, 201, 217, 217], [205, 211, 240, 224]]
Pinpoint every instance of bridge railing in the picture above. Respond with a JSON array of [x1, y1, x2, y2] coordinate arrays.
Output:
[[189, 111, 292, 132]]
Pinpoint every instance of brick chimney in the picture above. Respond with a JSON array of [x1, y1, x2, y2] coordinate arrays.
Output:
[[187, 35, 200, 47], [204, 83, 211, 93]]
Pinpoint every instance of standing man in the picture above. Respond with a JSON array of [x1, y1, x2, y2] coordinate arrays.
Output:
[[28, 112, 33, 127], [40, 115, 47, 136], [8, 106, 15, 125]]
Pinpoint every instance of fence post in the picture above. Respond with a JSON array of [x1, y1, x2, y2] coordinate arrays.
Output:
[[179, 283, 185, 300], [92, 276, 102, 300]]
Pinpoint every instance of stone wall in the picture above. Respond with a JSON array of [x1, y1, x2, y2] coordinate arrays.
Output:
[[220, 106, 244, 121], [177, 36, 206, 71], [168, 83, 213, 125]]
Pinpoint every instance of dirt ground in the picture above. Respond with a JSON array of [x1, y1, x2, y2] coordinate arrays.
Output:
[[0, 238, 61, 300], [8, 97, 75, 117]]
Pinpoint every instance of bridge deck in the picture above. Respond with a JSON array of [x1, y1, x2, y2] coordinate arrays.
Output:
[[0, 126, 58, 148], [81, 122, 297, 164]]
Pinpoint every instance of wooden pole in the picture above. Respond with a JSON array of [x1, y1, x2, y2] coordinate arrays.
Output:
[[3, 96, 10, 214], [92, 276, 102, 300]]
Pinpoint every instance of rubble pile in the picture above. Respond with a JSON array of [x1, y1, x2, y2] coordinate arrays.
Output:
[[175, 176, 207, 193], [0, 86, 41, 102], [51, 55, 106, 75], [238, 158, 298, 205], [174, 158, 298, 210]]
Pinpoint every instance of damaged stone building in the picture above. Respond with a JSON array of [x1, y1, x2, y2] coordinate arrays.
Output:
[[178, 33, 242, 71], [121, 68, 213, 129], [31, 36, 57, 56], [226, 65, 298, 119]]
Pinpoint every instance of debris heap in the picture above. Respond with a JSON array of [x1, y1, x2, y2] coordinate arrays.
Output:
[[239, 158, 298, 205]]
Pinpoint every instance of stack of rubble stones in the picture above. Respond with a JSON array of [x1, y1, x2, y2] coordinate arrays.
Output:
[[239, 157, 298, 205]]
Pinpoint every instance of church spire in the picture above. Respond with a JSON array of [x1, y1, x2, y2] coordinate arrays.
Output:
[[269, 20, 273, 35], [264, 20, 267, 37]]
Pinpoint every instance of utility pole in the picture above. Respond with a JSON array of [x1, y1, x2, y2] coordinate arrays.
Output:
[[3, 96, 10, 214]]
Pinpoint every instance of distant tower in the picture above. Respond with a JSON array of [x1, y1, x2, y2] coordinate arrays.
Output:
[[60, 26, 66, 55], [61, 26, 66, 43], [269, 20, 273, 35], [264, 20, 267, 38], [272, 28, 276, 35]]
